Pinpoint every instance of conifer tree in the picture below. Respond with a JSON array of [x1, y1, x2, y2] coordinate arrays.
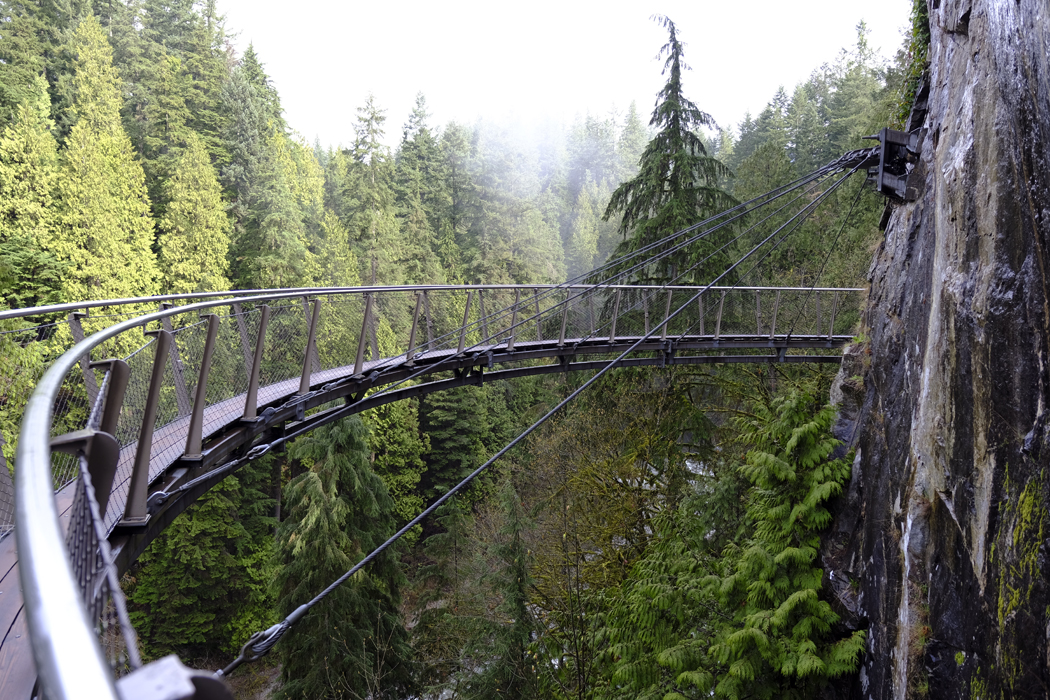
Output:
[[604, 16, 735, 284], [705, 391, 865, 699], [275, 416, 415, 700], [157, 132, 231, 293], [462, 482, 538, 699], [51, 14, 159, 302], [567, 181, 600, 278], [0, 0, 48, 128], [0, 76, 64, 309]]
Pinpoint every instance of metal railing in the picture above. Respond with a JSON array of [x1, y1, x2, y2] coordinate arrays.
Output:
[[11, 283, 862, 699]]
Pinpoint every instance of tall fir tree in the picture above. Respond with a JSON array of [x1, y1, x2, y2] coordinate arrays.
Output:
[[275, 416, 415, 700], [0, 76, 64, 309], [50, 13, 159, 302], [157, 132, 231, 293], [604, 16, 735, 284]]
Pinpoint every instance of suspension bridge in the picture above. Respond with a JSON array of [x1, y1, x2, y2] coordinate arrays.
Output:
[[0, 135, 918, 699]]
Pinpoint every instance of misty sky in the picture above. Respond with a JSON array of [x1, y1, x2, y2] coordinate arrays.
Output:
[[217, 0, 913, 148]]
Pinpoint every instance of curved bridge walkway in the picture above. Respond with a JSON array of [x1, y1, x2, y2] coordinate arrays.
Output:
[[0, 283, 862, 698]]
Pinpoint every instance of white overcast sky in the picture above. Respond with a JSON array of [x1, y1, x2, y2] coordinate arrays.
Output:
[[217, 0, 912, 149]]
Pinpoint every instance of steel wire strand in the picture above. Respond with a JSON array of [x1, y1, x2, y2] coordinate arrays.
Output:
[[782, 180, 868, 341], [217, 162, 869, 678], [669, 166, 861, 344], [309, 165, 844, 413]]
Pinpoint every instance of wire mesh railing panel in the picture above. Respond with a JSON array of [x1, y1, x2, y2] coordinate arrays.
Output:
[[316, 295, 363, 372], [259, 303, 310, 392]]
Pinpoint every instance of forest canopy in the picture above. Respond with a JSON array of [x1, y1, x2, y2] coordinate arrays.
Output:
[[0, 4, 909, 698]]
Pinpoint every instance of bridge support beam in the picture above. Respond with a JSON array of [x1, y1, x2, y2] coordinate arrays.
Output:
[[243, 305, 270, 421], [354, 294, 374, 376], [406, 292, 423, 364], [458, 292, 473, 354], [120, 330, 172, 529], [299, 298, 321, 396], [185, 314, 220, 460]]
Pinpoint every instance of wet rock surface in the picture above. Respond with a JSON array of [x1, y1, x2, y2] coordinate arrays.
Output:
[[825, 1, 1050, 697]]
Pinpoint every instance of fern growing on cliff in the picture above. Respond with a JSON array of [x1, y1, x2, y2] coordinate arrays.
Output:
[[705, 390, 864, 700]]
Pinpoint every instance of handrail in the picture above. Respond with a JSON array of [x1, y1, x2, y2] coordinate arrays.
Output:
[[13, 283, 863, 700], [0, 284, 863, 323]]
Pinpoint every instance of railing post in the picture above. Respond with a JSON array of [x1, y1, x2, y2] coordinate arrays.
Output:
[[815, 293, 822, 337], [661, 290, 672, 340], [160, 303, 193, 417], [643, 290, 650, 335], [698, 293, 705, 336], [478, 290, 489, 343], [587, 291, 596, 335], [67, 312, 99, 407], [298, 298, 321, 396], [232, 302, 254, 377], [83, 358, 128, 515], [424, 290, 434, 346], [243, 305, 270, 420], [121, 330, 172, 528], [755, 291, 762, 336], [300, 296, 321, 375], [406, 292, 423, 364], [558, 291, 570, 347], [828, 291, 840, 339], [534, 288, 542, 342], [770, 291, 781, 340], [354, 293, 374, 376], [715, 292, 725, 340], [507, 289, 520, 351], [609, 289, 622, 342], [458, 291, 473, 354], [184, 314, 220, 460]]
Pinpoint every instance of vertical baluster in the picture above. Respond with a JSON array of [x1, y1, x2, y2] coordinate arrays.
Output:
[[185, 314, 220, 459], [770, 291, 780, 340], [424, 291, 434, 347], [558, 290, 570, 347], [478, 290, 489, 343], [243, 305, 270, 420], [534, 288, 542, 342], [755, 291, 762, 336], [406, 292, 423, 364], [609, 289, 622, 342], [121, 330, 172, 528], [507, 289, 520, 351], [67, 311, 99, 407], [698, 293, 705, 336], [354, 293, 374, 376], [815, 293, 822, 338], [587, 291, 596, 335], [160, 303, 193, 417], [299, 298, 321, 396], [458, 291, 473, 354], [828, 291, 840, 339], [643, 290, 650, 335], [661, 290, 672, 340], [300, 296, 321, 374], [715, 292, 725, 340], [86, 358, 129, 515]]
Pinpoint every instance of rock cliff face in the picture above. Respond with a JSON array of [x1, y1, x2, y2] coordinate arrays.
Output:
[[827, 1, 1050, 697]]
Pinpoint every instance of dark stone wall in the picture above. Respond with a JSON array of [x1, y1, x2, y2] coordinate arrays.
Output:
[[825, 1, 1050, 697]]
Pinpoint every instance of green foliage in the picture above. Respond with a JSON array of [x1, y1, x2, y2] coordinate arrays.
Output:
[[0, 77, 65, 309], [894, 0, 931, 128], [604, 16, 736, 284], [51, 14, 159, 302], [275, 417, 415, 699], [128, 460, 277, 660], [705, 390, 864, 699], [157, 132, 231, 293]]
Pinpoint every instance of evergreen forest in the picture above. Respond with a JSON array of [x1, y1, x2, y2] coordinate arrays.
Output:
[[0, 2, 927, 697]]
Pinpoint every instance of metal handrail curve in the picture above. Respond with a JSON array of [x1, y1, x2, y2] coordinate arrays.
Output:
[[14, 283, 863, 700]]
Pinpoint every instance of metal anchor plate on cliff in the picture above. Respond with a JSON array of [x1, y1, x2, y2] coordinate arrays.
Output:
[[864, 127, 926, 202]]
